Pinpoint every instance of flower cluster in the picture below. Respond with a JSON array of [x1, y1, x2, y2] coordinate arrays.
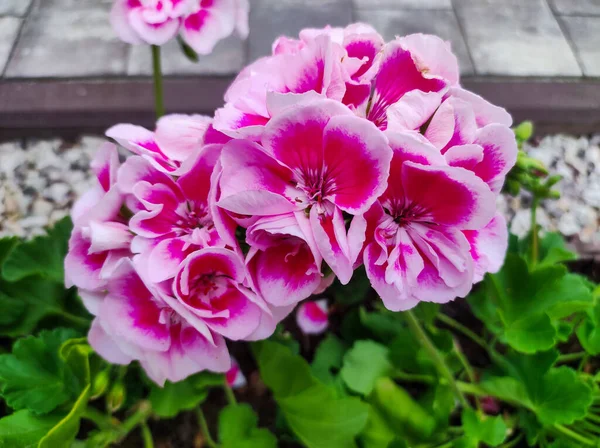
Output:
[[111, 0, 249, 54], [67, 23, 517, 385]]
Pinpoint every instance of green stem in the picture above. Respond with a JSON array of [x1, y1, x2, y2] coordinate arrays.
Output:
[[196, 408, 219, 448], [437, 314, 488, 351], [530, 198, 539, 265], [223, 382, 237, 405], [557, 352, 587, 364], [498, 433, 524, 448], [553, 424, 596, 446], [393, 370, 437, 384], [141, 422, 154, 448], [453, 340, 481, 412], [57, 310, 90, 330], [120, 401, 152, 437], [151, 45, 165, 118], [586, 413, 600, 424], [83, 406, 118, 431], [579, 420, 600, 435], [404, 311, 468, 407]]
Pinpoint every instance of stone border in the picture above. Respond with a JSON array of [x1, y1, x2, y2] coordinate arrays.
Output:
[[1, 77, 599, 138]]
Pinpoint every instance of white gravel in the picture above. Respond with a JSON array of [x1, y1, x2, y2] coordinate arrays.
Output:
[[0, 134, 598, 255]]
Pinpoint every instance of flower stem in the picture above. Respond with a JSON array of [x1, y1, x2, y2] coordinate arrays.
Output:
[[437, 313, 488, 351], [553, 424, 596, 446], [557, 352, 587, 364], [530, 197, 540, 265], [196, 407, 219, 448], [58, 310, 90, 330], [151, 45, 165, 119], [141, 422, 154, 448], [452, 340, 481, 412], [223, 382, 237, 405], [83, 406, 118, 431], [120, 401, 152, 436], [404, 310, 468, 407]]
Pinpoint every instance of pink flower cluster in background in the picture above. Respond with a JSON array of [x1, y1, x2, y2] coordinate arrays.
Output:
[[111, 0, 249, 54], [66, 23, 517, 385]]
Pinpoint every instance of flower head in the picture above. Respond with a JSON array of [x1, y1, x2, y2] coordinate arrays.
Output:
[[111, 0, 249, 53]]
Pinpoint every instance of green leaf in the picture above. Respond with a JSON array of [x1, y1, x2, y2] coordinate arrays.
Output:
[[253, 341, 369, 448], [461, 408, 507, 446], [369, 378, 436, 442], [311, 335, 347, 384], [530, 367, 593, 426], [332, 266, 371, 305], [359, 308, 403, 342], [1, 217, 72, 283], [0, 336, 92, 448], [218, 403, 277, 448], [38, 383, 90, 448], [149, 372, 221, 418], [359, 405, 396, 448], [341, 341, 392, 395], [471, 254, 593, 353], [0, 329, 80, 414], [577, 285, 600, 355], [412, 303, 440, 327], [0, 277, 84, 337], [537, 232, 578, 268], [0, 410, 61, 448]]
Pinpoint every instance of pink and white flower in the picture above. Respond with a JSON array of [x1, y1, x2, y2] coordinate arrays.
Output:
[[89, 259, 230, 385], [226, 357, 246, 389], [65, 143, 131, 313], [111, 0, 249, 54], [118, 144, 225, 282], [296, 299, 329, 335], [361, 132, 496, 311], [218, 99, 392, 286]]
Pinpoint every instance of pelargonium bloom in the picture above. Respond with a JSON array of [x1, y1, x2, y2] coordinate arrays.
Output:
[[361, 133, 496, 311], [89, 259, 230, 385], [65, 143, 131, 313], [218, 98, 392, 289], [296, 299, 329, 335], [111, 0, 249, 54], [226, 357, 246, 389], [213, 24, 457, 138]]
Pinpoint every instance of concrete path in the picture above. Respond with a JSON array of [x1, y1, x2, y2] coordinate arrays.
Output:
[[1, 0, 599, 78], [0, 0, 599, 135]]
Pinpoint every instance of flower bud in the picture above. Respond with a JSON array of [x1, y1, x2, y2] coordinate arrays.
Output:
[[91, 369, 111, 400], [106, 381, 126, 413]]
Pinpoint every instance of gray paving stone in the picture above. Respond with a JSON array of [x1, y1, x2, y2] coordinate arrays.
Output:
[[356, 9, 473, 75], [5, 5, 128, 78], [32, 0, 113, 11], [354, 0, 451, 8], [248, 0, 353, 62], [0, 17, 21, 74], [127, 36, 246, 76], [550, 0, 600, 15], [561, 16, 600, 76], [454, 0, 581, 76], [0, 0, 33, 17]]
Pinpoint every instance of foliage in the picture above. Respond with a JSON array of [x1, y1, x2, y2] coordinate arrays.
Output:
[[0, 122, 598, 447]]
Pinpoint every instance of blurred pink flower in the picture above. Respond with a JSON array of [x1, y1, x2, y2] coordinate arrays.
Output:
[[111, 0, 249, 53], [296, 299, 329, 335]]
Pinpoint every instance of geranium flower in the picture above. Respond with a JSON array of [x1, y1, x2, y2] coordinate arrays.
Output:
[[89, 259, 230, 385], [111, 0, 249, 53], [226, 357, 246, 389], [296, 299, 329, 335], [117, 145, 225, 282], [217, 99, 392, 284], [361, 132, 496, 311], [65, 143, 130, 312]]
